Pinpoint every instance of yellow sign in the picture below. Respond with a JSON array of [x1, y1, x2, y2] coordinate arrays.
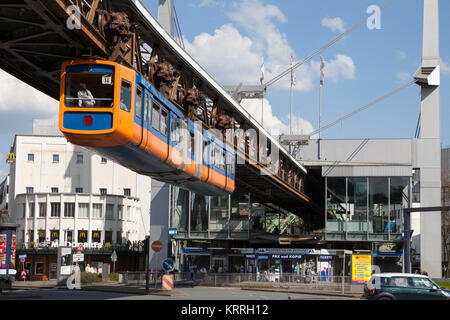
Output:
[[352, 254, 372, 283], [6, 153, 15, 164]]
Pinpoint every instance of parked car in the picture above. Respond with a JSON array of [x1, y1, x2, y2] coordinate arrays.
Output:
[[363, 273, 450, 300]]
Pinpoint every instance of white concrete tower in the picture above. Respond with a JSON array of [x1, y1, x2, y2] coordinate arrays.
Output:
[[158, 0, 175, 37], [414, 0, 442, 278]]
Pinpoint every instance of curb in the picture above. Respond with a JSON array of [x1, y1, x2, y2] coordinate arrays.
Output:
[[239, 286, 362, 299], [80, 284, 186, 297]]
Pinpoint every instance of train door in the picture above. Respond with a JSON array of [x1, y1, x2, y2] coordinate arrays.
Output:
[[193, 122, 203, 179], [160, 106, 169, 161], [202, 134, 211, 182], [169, 114, 182, 167], [142, 91, 151, 151], [135, 85, 144, 147], [179, 120, 188, 171]]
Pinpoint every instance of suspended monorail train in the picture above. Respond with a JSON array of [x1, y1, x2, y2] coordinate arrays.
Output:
[[58, 60, 235, 196]]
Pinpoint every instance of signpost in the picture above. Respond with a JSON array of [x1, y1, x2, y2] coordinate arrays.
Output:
[[111, 250, 118, 274], [162, 258, 175, 291], [151, 240, 163, 253], [162, 258, 175, 273]]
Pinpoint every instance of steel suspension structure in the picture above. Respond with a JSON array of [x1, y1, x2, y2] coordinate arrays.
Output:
[[0, 0, 323, 228]]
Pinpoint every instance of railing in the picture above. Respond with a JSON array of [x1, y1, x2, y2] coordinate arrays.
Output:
[[15, 242, 145, 252], [118, 271, 363, 295]]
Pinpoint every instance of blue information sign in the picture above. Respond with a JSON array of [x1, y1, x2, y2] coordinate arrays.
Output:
[[162, 258, 175, 272]]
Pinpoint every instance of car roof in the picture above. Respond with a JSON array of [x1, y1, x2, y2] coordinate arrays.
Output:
[[371, 273, 428, 278]]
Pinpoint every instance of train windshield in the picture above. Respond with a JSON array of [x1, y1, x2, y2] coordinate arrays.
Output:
[[65, 71, 115, 108]]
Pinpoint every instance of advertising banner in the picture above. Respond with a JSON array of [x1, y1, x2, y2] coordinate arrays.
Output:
[[10, 233, 16, 269], [0, 234, 6, 268], [351, 254, 372, 283]]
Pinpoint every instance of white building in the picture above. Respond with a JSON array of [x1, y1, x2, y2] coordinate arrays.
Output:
[[0, 175, 9, 216], [7, 119, 151, 246]]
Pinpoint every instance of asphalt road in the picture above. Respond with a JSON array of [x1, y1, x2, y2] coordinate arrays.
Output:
[[1, 287, 359, 301]]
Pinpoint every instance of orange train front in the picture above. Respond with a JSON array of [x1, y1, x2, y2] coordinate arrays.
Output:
[[59, 60, 235, 196]]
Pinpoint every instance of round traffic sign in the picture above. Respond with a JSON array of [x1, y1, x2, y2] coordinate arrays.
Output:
[[162, 258, 175, 272], [151, 240, 163, 252]]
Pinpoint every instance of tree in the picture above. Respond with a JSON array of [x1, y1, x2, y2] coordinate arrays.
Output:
[[442, 210, 450, 278]]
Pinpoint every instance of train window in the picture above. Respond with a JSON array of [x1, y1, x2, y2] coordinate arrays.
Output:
[[227, 152, 235, 176], [135, 87, 143, 118], [170, 115, 179, 145], [215, 146, 225, 171], [161, 109, 168, 136], [152, 102, 160, 131], [143, 93, 150, 123], [120, 80, 132, 112], [189, 132, 195, 158], [65, 70, 114, 108]]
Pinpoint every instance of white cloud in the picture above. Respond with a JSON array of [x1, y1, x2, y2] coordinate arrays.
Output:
[[311, 54, 356, 83], [184, 24, 262, 85], [197, 0, 225, 8], [396, 50, 408, 60], [0, 70, 58, 115], [442, 60, 450, 76], [321, 17, 346, 33], [184, 1, 356, 91], [240, 98, 316, 137], [396, 71, 411, 84]]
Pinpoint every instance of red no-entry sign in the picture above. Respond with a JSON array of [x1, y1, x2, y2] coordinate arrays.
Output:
[[151, 241, 163, 253]]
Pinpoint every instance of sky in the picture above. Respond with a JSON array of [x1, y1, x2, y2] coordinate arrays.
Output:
[[0, 0, 449, 180]]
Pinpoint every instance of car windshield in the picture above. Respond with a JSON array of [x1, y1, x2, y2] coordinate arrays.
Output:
[[65, 72, 115, 108]]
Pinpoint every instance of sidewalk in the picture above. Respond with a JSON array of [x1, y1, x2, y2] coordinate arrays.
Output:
[[233, 281, 363, 299]]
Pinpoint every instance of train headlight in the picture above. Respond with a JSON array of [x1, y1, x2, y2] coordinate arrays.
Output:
[[84, 116, 93, 126]]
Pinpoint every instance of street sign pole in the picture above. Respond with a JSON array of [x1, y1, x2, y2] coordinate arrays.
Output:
[[144, 237, 150, 294]]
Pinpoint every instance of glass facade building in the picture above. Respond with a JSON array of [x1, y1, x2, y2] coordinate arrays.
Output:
[[170, 186, 251, 240], [325, 176, 410, 241]]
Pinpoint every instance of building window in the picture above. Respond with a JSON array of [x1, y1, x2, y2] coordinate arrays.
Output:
[[28, 153, 34, 162], [29, 202, 35, 218], [100, 188, 107, 195], [124, 188, 131, 197], [76, 154, 84, 164], [78, 203, 89, 218], [92, 203, 103, 219], [50, 202, 61, 217], [105, 231, 112, 245], [51, 187, 59, 193], [21, 203, 26, 218], [101, 157, 108, 164], [118, 205, 123, 220], [53, 154, 59, 163], [35, 262, 44, 275], [64, 203, 75, 218], [50, 230, 59, 241], [75, 187, 83, 194], [92, 231, 101, 243], [116, 231, 122, 244], [78, 230, 87, 243], [412, 168, 420, 203], [26, 187, 34, 194], [105, 204, 114, 220], [65, 230, 73, 242], [39, 203, 46, 217], [38, 230, 45, 243]]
